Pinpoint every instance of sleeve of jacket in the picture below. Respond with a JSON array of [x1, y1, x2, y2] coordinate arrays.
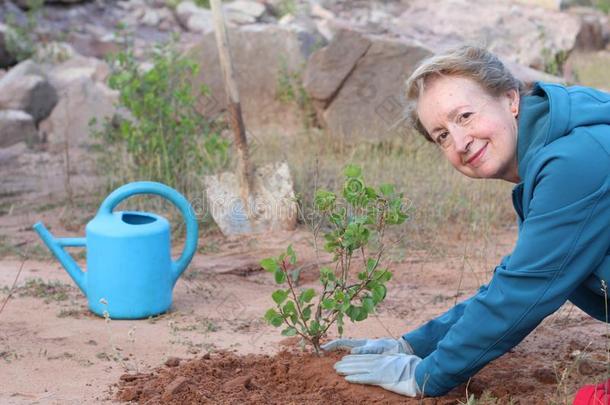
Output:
[[402, 284, 487, 359], [414, 141, 610, 396], [402, 255, 512, 358]]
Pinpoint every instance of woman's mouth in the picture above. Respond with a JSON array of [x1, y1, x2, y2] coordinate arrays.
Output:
[[465, 143, 488, 165]]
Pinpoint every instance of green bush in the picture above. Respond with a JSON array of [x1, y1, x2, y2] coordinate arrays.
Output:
[[92, 33, 229, 204]]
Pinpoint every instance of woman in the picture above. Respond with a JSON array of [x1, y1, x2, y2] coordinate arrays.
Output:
[[322, 46, 610, 397]]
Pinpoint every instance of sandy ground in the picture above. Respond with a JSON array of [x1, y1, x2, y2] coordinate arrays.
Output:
[[1, 220, 609, 404], [0, 140, 608, 403]]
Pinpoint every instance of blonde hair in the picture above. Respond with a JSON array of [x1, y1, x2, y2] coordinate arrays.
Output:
[[405, 46, 524, 142]]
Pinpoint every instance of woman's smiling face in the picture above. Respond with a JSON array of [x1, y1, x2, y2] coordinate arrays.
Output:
[[416, 75, 521, 183]]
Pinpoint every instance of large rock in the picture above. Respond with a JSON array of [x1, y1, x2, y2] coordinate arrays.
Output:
[[305, 32, 432, 139], [185, 24, 324, 132], [47, 54, 110, 90], [570, 7, 609, 51], [224, 0, 266, 25], [390, 0, 581, 71], [175, 1, 213, 33], [0, 60, 58, 124], [303, 29, 371, 102], [40, 76, 118, 148], [0, 110, 38, 148]]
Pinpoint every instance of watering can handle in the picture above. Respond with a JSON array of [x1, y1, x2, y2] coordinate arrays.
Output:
[[98, 181, 199, 284]]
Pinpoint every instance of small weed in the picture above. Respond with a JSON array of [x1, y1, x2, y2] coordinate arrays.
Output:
[[197, 241, 221, 254], [0, 349, 20, 363], [459, 391, 515, 405], [57, 308, 82, 318], [275, 0, 297, 17], [275, 57, 316, 128], [17, 278, 72, 303], [4, 0, 44, 62], [541, 47, 569, 77]]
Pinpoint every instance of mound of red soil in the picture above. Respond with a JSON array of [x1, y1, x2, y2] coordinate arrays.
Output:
[[115, 350, 461, 404], [115, 342, 602, 404]]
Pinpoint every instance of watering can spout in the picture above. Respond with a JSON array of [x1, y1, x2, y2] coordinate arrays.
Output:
[[33, 222, 87, 295]]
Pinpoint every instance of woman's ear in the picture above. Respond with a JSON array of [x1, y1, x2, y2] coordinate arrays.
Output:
[[507, 89, 520, 117]]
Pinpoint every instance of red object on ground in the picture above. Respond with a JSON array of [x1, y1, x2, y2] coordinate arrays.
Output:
[[574, 379, 610, 405]]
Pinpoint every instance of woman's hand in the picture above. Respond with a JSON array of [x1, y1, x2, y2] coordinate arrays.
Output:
[[334, 353, 422, 396], [321, 337, 414, 355]]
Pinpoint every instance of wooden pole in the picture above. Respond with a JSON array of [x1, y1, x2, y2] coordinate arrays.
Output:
[[209, 0, 253, 213]]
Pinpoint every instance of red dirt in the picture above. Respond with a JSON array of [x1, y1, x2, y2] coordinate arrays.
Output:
[[115, 349, 448, 404], [115, 337, 608, 405]]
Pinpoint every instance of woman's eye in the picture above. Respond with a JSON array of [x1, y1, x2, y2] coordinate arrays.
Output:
[[436, 132, 449, 145], [459, 112, 473, 122]]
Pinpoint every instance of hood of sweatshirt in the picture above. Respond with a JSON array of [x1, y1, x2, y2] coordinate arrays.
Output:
[[516, 82, 610, 180]]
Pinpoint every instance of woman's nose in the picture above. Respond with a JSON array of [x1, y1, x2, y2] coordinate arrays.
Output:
[[452, 128, 473, 153]]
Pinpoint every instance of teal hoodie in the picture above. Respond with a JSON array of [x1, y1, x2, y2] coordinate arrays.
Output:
[[403, 82, 610, 396]]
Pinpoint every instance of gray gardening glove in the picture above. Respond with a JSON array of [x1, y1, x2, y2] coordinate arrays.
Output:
[[334, 353, 422, 397], [321, 337, 414, 355]]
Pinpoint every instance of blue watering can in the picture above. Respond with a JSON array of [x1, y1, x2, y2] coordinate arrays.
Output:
[[33, 182, 199, 319]]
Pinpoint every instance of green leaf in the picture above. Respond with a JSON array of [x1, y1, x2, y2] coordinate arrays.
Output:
[[346, 305, 368, 322], [314, 190, 336, 211], [357, 271, 367, 281], [362, 297, 375, 313], [366, 258, 377, 273], [272, 289, 288, 305], [309, 320, 320, 334], [335, 290, 346, 302], [287, 244, 297, 265], [302, 305, 312, 321], [299, 288, 316, 304], [371, 284, 387, 303], [290, 267, 302, 284], [374, 270, 392, 283], [281, 327, 297, 336], [261, 258, 278, 273], [274, 268, 286, 284], [322, 298, 335, 310], [344, 164, 362, 178], [264, 308, 279, 322], [283, 300, 296, 316], [320, 267, 336, 283], [336, 312, 344, 336], [264, 308, 284, 327], [379, 183, 395, 196]]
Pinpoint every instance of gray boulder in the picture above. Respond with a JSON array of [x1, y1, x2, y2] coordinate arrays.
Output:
[[570, 7, 609, 51], [175, 1, 213, 33], [224, 0, 267, 25], [185, 24, 323, 132], [40, 76, 117, 148], [303, 29, 371, 102], [0, 109, 38, 148], [0, 60, 58, 124], [305, 31, 432, 139], [389, 0, 581, 71]]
